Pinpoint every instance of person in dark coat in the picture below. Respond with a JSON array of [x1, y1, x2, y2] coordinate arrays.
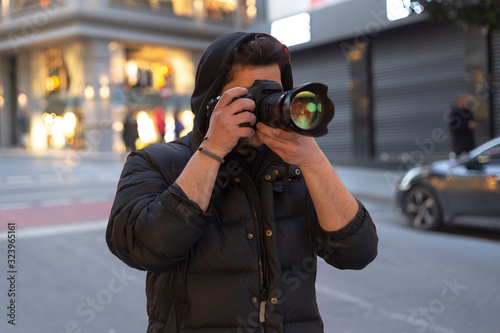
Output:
[[447, 94, 480, 156], [122, 111, 138, 151], [106, 32, 378, 333]]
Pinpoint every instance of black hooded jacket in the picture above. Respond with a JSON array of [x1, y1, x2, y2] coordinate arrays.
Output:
[[106, 32, 378, 333]]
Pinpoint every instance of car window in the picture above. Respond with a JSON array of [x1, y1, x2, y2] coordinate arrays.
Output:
[[477, 144, 500, 164]]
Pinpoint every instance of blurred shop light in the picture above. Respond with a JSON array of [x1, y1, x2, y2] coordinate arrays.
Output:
[[18, 93, 28, 108], [43, 113, 54, 129], [271, 13, 311, 47], [412, 2, 423, 14], [137, 111, 157, 145], [0, 96, 4, 107], [151, 63, 171, 89], [165, 114, 176, 142], [126, 61, 139, 86], [99, 75, 110, 86], [99, 74, 110, 100], [112, 121, 124, 132], [63, 112, 77, 137], [209, 0, 237, 11], [45, 76, 60, 92], [150, 0, 160, 11], [99, 85, 110, 100], [193, 0, 204, 13], [347, 42, 367, 62], [181, 110, 195, 137], [1, 1, 8, 15], [32, 119, 48, 151], [246, 0, 257, 18], [52, 116, 65, 149], [84, 85, 95, 100], [160, 65, 170, 76]]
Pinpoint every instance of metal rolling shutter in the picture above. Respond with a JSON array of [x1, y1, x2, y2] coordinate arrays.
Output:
[[371, 22, 465, 161], [492, 30, 500, 137], [290, 43, 352, 160]]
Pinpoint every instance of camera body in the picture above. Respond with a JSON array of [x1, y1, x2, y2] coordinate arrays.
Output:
[[234, 80, 334, 137]]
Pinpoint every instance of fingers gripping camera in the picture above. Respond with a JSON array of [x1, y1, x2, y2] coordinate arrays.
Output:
[[207, 80, 335, 137]]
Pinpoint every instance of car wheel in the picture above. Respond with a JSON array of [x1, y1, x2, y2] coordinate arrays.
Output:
[[403, 185, 442, 230]]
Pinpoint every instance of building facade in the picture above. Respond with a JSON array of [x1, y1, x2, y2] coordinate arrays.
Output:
[[0, 0, 263, 152], [276, 0, 500, 165], [2, 0, 499, 165]]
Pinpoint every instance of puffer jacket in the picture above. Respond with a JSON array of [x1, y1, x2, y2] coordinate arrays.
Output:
[[106, 133, 378, 332], [107, 31, 378, 332]]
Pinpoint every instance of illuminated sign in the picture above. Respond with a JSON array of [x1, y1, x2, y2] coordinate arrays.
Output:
[[386, 0, 424, 21], [271, 13, 311, 47]]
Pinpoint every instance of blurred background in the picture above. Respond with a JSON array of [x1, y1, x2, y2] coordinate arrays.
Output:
[[1, 0, 500, 332], [0, 0, 498, 163]]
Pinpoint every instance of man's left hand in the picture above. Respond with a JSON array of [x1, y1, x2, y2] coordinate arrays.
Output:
[[256, 122, 321, 168]]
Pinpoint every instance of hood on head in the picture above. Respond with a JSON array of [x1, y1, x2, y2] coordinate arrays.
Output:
[[189, 31, 293, 151]]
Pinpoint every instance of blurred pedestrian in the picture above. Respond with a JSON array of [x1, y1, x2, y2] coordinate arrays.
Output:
[[153, 106, 166, 142], [106, 32, 378, 333], [18, 109, 30, 148], [174, 110, 184, 139], [122, 111, 138, 152], [446, 94, 479, 158]]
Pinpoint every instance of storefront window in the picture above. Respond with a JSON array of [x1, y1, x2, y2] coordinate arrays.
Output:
[[30, 43, 85, 150], [116, 44, 196, 150], [14, 0, 53, 10], [110, 0, 188, 15], [110, 0, 256, 23]]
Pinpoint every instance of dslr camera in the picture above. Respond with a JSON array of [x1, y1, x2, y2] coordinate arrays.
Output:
[[208, 80, 335, 137]]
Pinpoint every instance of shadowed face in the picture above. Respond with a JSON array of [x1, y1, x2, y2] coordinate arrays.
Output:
[[221, 63, 282, 147]]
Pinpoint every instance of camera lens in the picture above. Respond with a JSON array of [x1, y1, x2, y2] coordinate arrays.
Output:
[[232, 80, 334, 137], [290, 91, 322, 130]]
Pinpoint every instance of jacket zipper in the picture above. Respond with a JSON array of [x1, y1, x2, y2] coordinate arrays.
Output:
[[240, 172, 269, 327]]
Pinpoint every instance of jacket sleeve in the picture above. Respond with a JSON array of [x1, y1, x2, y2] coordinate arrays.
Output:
[[314, 199, 378, 270], [106, 144, 209, 272]]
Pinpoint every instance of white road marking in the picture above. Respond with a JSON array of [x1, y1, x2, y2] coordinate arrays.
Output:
[[40, 198, 74, 207], [315, 284, 455, 333], [5, 175, 33, 184], [0, 202, 33, 210]]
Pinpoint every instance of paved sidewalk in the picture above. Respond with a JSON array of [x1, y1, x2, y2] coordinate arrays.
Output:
[[333, 165, 400, 204], [0, 147, 126, 162], [0, 147, 399, 213]]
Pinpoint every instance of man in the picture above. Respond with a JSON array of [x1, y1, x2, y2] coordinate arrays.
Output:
[[447, 94, 480, 157], [106, 32, 378, 333]]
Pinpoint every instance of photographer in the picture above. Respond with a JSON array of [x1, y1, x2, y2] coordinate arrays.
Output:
[[106, 32, 378, 332]]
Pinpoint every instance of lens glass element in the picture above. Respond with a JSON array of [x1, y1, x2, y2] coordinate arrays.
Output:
[[290, 91, 322, 130]]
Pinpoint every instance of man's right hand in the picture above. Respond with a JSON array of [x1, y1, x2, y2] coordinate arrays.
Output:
[[201, 87, 257, 158]]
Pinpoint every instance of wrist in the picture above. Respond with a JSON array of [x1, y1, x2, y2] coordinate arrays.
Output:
[[198, 146, 225, 163], [200, 137, 230, 159], [296, 146, 325, 170]]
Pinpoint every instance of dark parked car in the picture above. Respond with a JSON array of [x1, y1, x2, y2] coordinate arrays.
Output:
[[396, 137, 500, 230]]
